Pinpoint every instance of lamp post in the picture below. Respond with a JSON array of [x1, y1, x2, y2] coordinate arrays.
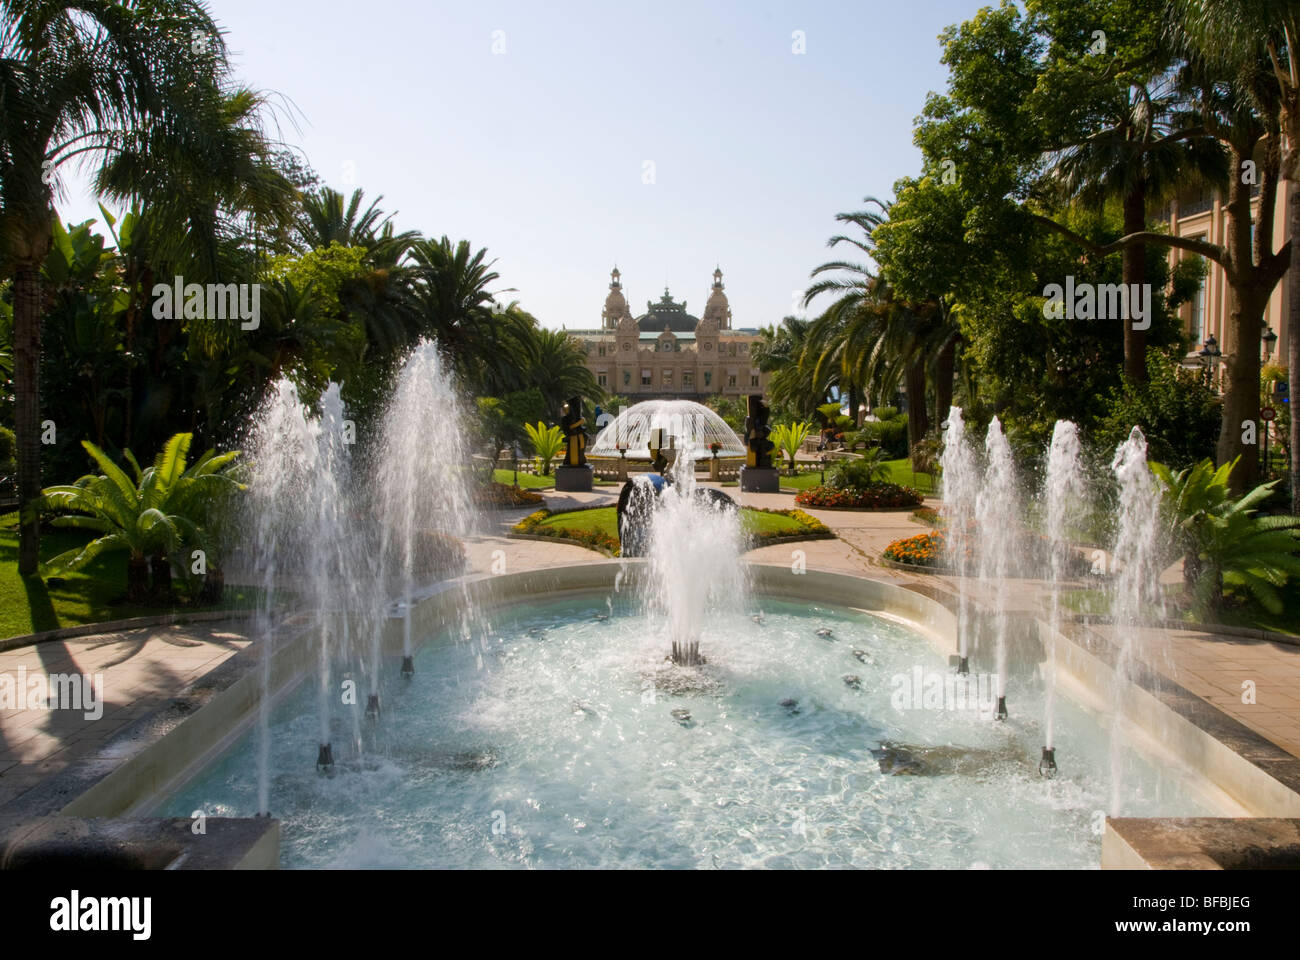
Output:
[[1262, 325, 1278, 362], [1198, 334, 1221, 388]]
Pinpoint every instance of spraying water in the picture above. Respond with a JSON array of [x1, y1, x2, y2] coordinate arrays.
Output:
[[243, 380, 320, 812], [642, 444, 747, 666], [939, 407, 980, 672], [309, 385, 356, 768], [975, 417, 1017, 719], [370, 340, 478, 693], [1108, 427, 1165, 814], [1042, 420, 1086, 771]]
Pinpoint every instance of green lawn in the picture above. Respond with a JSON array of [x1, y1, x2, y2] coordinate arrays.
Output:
[[490, 469, 616, 488], [780, 458, 936, 494], [492, 469, 554, 489], [533, 506, 808, 539], [0, 512, 255, 641]]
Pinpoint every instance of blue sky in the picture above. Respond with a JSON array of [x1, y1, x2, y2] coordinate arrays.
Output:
[[56, 0, 978, 331]]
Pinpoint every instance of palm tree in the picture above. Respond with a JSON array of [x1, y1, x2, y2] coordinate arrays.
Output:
[[0, 0, 278, 573], [803, 198, 960, 459], [523, 327, 603, 413], [296, 187, 419, 260], [1047, 74, 1229, 384], [753, 316, 828, 418], [408, 235, 513, 377]]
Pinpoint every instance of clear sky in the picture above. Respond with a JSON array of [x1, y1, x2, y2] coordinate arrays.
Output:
[[55, 0, 978, 332]]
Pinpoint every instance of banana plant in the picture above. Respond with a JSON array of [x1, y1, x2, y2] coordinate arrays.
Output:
[[524, 421, 565, 476]]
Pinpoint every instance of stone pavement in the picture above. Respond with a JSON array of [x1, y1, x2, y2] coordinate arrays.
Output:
[[0, 622, 251, 809], [2, 480, 1298, 813]]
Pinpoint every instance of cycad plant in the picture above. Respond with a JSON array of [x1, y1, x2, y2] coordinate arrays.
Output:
[[771, 421, 812, 473], [524, 421, 565, 476], [41, 434, 242, 604], [1151, 457, 1300, 615]]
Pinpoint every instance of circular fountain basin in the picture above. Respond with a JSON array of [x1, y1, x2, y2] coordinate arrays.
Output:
[[161, 593, 1218, 869]]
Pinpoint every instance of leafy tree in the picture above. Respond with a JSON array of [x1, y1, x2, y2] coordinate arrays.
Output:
[[913, 0, 1289, 490], [1096, 349, 1221, 469], [476, 389, 544, 480]]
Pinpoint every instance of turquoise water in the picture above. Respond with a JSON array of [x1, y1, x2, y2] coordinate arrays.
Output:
[[163, 597, 1215, 868]]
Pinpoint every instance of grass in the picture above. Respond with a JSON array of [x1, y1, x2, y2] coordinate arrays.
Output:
[[0, 512, 255, 641], [492, 469, 554, 489], [490, 469, 616, 488], [780, 458, 936, 494], [530, 506, 812, 539]]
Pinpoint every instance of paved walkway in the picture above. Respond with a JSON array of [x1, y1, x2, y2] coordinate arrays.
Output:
[[0, 622, 251, 809], [2, 481, 1298, 813]]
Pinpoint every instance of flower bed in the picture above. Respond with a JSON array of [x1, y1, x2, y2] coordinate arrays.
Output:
[[910, 506, 941, 526], [882, 530, 945, 567], [474, 482, 544, 508], [795, 482, 923, 510], [512, 509, 620, 556]]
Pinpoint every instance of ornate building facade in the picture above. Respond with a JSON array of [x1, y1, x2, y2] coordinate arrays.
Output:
[[567, 267, 770, 400]]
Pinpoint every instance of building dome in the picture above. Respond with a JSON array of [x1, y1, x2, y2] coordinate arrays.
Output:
[[589, 400, 746, 460], [636, 288, 698, 333]]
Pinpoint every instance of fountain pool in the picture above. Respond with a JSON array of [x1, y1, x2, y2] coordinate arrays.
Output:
[[159, 593, 1225, 869]]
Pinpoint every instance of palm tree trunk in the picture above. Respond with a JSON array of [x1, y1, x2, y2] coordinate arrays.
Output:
[[1122, 187, 1148, 385], [126, 556, 149, 604], [905, 356, 929, 463], [1288, 177, 1300, 513], [13, 261, 44, 575], [1215, 282, 1264, 490], [934, 337, 956, 429]]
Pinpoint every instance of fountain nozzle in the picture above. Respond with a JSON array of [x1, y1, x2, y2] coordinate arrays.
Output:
[[995, 696, 1008, 721], [1039, 746, 1057, 778], [316, 742, 334, 772], [365, 693, 381, 721], [401, 656, 414, 678], [958, 656, 969, 676]]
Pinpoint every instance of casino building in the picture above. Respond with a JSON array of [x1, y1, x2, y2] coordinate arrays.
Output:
[[566, 267, 771, 400]]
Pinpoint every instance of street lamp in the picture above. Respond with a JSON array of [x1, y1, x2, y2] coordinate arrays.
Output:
[[1262, 325, 1278, 362], [1198, 334, 1221, 387]]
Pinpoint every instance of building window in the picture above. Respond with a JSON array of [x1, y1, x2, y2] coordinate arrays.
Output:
[[728, 374, 737, 388], [704, 371, 712, 387], [1189, 248, 1206, 345], [740, 343, 747, 353], [750, 373, 759, 388], [641, 369, 652, 386], [598, 372, 607, 388], [663, 370, 672, 386], [623, 370, 631, 386], [598, 344, 606, 357], [683, 371, 693, 388], [729, 343, 737, 356]]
